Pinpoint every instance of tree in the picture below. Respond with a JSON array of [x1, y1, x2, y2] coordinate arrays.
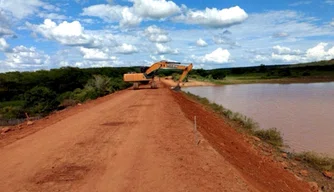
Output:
[[86, 75, 112, 96], [211, 70, 226, 80], [24, 86, 59, 114], [259, 64, 266, 73]]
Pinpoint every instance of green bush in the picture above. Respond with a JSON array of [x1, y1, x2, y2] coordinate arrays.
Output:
[[295, 152, 334, 171], [302, 71, 311, 76], [172, 73, 180, 81], [0, 100, 25, 108], [109, 78, 132, 91], [71, 87, 99, 102], [57, 91, 72, 103], [24, 86, 59, 115], [211, 70, 226, 80], [254, 128, 283, 147], [86, 75, 111, 96], [59, 99, 78, 108], [0, 106, 25, 119], [277, 68, 292, 77]]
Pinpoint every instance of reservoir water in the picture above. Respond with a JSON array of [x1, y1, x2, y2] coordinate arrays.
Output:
[[184, 82, 334, 156]]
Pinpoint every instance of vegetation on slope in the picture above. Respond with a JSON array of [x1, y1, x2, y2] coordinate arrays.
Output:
[[0, 67, 136, 125], [184, 91, 334, 175], [184, 91, 284, 148]]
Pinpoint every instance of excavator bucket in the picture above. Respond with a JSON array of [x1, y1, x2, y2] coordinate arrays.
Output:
[[171, 84, 181, 91]]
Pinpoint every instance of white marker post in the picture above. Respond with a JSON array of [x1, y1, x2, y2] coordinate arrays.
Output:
[[194, 116, 198, 145]]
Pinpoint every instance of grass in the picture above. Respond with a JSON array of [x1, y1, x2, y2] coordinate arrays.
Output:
[[189, 75, 225, 85], [254, 128, 283, 147], [184, 91, 334, 173], [294, 152, 334, 171], [184, 91, 283, 148], [190, 70, 334, 85], [0, 100, 25, 108]]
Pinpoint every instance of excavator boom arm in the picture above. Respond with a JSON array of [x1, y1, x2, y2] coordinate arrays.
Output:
[[177, 63, 193, 83], [144, 61, 189, 76]]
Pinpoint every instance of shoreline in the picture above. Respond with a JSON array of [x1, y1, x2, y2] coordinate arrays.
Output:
[[218, 76, 334, 85], [161, 76, 334, 88], [178, 90, 334, 190]]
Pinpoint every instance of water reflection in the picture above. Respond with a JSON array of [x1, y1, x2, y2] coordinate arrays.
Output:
[[184, 82, 334, 156]]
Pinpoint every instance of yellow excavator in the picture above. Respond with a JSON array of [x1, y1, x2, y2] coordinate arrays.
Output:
[[123, 60, 193, 91]]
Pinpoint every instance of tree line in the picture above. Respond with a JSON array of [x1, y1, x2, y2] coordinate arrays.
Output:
[[0, 67, 137, 123]]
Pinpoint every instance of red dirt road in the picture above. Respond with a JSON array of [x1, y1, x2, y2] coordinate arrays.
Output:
[[0, 84, 310, 192]]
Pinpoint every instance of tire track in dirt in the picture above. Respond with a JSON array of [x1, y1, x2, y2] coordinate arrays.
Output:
[[27, 91, 147, 192]]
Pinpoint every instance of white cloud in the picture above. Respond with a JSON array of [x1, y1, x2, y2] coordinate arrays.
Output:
[[230, 10, 332, 42], [196, 38, 208, 47], [131, 0, 181, 19], [50, 48, 122, 69], [26, 19, 113, 47], [145, 25, 171, 43], [37, 12, 67, 20], [73, 58, 122, 68], [82, 4, 123, 21], [289, 1, 312, 6], [82, 0, 180, 27], [0, 38, 10, 52], [330, 19, 334, 27], [82, 4, 142, 27], [0, 9, 14, 37], [27, 19, 90, 46], [271, 53, 303, 62], [251, 55, 269, 63], [120, 7, 142, 27], [155, 43, 178, 54], [174, 6, 248, 28], [0, 0, 51, 19], [325, 0, 334, 5], [41, 4, 60, 12], [2, 45, 50, 70], [273, 45, 302, 55], [0, 27, 14, 37], [149, 34, 170, 43], [116, 43, 138, 54], [193, 48, 231, 64], [272, 32, 289, 38], [80, 47, 109, 61], [306, 43, 334, 60], [73, 60, 113, 68], [255, 43, 334, 63], [213, 34, 239, 47]]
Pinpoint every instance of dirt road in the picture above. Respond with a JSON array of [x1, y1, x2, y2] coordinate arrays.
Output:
[[0, 84, 310, 192]]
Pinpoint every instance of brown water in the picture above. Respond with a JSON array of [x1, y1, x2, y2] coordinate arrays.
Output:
[[184, 82, 334, 156]]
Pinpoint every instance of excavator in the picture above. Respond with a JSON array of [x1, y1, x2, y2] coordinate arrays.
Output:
[[123, 60, 193, 91]]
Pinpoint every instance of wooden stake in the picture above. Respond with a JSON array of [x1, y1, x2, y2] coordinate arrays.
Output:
[[194, 116, 198, 145]]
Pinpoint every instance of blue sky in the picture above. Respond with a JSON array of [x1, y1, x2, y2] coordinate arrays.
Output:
[[0, 0, 334, 72]]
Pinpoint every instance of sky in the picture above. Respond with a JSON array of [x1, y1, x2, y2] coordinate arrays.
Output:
[[0, 0, 334, 72]]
